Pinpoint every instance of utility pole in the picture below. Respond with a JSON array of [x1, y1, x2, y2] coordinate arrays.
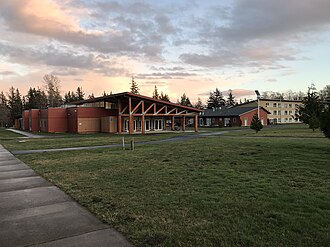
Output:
[[255, 90, 260, 119]]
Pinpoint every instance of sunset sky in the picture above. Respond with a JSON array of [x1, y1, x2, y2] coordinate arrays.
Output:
[[0, 0, 329, 103]]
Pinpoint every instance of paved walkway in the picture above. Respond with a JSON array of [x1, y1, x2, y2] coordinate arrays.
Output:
[[7, 128, 45, 138], [0, 145, 132, 247]]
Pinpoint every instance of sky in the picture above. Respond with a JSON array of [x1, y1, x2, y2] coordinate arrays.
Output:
[[0, 0, 330, 103]]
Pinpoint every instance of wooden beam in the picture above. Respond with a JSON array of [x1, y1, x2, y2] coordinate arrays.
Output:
[[128, 97, 134, 135], [176, 110, 187, 115], [155, 105, 166, 115], [182, 116, 186, 131], [167, 108, 177, 114], [194, 114, 198, 132], [171, 116, 175, 130], [141, 101, 145, 134], [145, 103, 155, 114], [132, 100, 143, 113], [120, 106, 128, 114], [118, 99, 122, 133]]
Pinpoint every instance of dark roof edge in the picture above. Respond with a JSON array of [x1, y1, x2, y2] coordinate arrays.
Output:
[[69, 92, 202, 112]]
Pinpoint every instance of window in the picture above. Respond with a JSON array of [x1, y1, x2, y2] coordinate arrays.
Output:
[[278, 103, 281, 108], [273, 110, 277, 115], [278, 118, 281, 123], [273, 103, 277, 107], [284, 104, 288, 108], [295, 104, 299, 108], [289, 111, 292, 115], [289, 104, 292, 108], [284, 111, 288, 115], [266, 103, 270, 107]]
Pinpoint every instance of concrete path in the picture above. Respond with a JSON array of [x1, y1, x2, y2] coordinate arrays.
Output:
[[7, 128, 45, 138], [12, 130, 242, 155], [0, 145, 132, 247]]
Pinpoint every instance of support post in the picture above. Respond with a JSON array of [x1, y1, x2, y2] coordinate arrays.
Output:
[[182, 116, 186, 131], [171, 116, 175, 130], [141, 101, 145, 134], [118, 100, 122, 133], [128, 97, 134, 135], [194, 114, 198, 132]]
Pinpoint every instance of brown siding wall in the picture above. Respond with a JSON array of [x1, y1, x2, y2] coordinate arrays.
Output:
[[77, 118, 100, 133], [76, 108, 114, 133], [101, 116, 118, 133], [48, 108, 68, 133], [39, 109, 48, 132], [67, 108, 78, 133]]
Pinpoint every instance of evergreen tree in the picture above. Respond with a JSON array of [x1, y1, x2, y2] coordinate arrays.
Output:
[[194, 97, 204, 110], [88, 93, 95, 99], [0, 91, 10, 127], [250, 114, 263, 133], [180, 93, 192, 107], [130, 77, 139, 94], [76, 87, 85, 101], [159, 92, 170, 102], [64, 91, 74, 104], [152, 86, 159, 99], [43, 74, 62, 107], [320, 108, 330, 138], [207, 88, 225, 109], [7, 87, 23, 125], [296, 84, 322, 131], [226, 89, 236, 107], [25, 87, 48, 109]]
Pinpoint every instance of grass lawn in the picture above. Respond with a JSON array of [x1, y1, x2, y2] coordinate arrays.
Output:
[[0, 129, 196, 151], [222, 124, 325, 138], [10, 129, 330, 246]]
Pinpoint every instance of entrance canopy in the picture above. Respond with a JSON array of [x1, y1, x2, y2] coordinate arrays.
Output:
[[70, 92, 203, 134]]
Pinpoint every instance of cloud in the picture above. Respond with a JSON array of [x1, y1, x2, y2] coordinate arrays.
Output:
[[0, 0, 166, 59], [180, 0, 330, 69], [0, 70, 17, 76], [136, 72, 196, 80], [0, 42, 129, 77]]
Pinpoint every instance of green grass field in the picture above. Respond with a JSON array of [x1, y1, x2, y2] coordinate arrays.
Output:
[[222, 124, 325, 138], [0, 130, 196, 151], [1, 125, 328, 246]]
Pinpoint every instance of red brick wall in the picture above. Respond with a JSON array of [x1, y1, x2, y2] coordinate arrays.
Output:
[[29, 109, 40, 132], [48, 108, 68, 133], [240, 108, 268, 126], [77, 108, 114, 118], [23, 110, 29, 130]]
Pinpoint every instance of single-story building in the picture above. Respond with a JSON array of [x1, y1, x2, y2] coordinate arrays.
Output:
[[199, 106, 270, 127], [22, 92, 202, 134]]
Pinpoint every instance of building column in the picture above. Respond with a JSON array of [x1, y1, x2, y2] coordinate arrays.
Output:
[[182, 116, 186, 131], [128, 97, 134, 135], [117, 99, 122, 133], [194, 114, 198, 132], [171, 116, 175, 130], [141, 101, 145, 134]]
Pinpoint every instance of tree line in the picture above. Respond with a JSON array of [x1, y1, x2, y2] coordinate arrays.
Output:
[[0, 74, 91, 127], [296, 84, 330, 138]]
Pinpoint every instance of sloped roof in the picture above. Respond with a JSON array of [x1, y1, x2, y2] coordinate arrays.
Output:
[[69, 92, 203, 112], [201, 106, 270, 117]]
